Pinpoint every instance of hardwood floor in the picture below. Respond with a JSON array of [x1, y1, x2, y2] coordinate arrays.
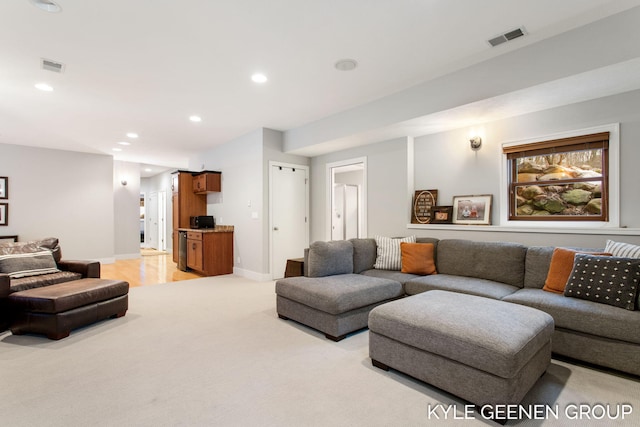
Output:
[[101, 253, 203, 288]]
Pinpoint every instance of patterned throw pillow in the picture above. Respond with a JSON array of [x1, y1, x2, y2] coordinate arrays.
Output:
[[605, 240, 640, 259], [0, 250, 60, 278], [564, 254, 640, 311], [374, 236, 416, 270]]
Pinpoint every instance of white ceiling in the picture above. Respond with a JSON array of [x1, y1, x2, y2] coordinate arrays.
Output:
[[1, 0, 640, 176]]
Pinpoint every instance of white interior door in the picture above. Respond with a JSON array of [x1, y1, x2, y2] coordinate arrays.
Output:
[[147, 192, 159, 250], [332, 184, 345, 240], [344, 185, 359, 239], [157, 190, 167, 251], [271, 164, 309, 280]]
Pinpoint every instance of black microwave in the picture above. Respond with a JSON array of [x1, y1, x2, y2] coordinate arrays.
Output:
[[190, 216, 215, 229]]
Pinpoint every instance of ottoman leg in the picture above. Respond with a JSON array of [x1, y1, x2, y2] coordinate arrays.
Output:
[[47, 331, 70, 340], [278, 314, 289, 320]]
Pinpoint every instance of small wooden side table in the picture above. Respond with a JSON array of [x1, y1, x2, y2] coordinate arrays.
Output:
[[284, 258, 304, 278]]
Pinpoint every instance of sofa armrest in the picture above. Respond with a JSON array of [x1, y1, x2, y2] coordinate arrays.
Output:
[[57, 260, 101, 278], [0, 273, 9, 298]]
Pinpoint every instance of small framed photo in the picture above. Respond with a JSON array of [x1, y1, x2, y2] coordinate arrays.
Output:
[[0, 203, 7, 226], [453, 195, 492, 225], [430, 206, 453, 224], [0, 177, 7, 199]]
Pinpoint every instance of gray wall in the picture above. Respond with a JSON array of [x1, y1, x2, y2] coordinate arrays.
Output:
[[190, 128, 309, 279], [310, 137, 409, 242], [0, 143, 115, 261], [113, 160, 142, 258], [141, 171, 173, 252]]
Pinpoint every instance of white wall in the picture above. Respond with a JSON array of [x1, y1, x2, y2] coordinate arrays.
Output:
[[113, 161, 142, 258], [0, 143, 115, 261], [141, 171, 173, 252], [310, 137, 409, 242], [410, 90, 640, 248], [191, 129, 265, 278], [190, 128, 309, 279]]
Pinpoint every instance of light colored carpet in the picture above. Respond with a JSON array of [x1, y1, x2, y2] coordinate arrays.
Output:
[[1, 276, 638, 426]]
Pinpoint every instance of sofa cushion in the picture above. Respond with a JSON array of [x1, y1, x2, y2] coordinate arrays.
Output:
[[405, 274, 520, 299], [503, 288, 640, 344], [436, 239, 527, 287], [374, 236, 416, 270], [400, 242, 437, 275], [0, 237, 61, 263], [10, 271, 83, 293], [605, 239, 640, 258], [564, 254, 639, 311], [307, 240, 353, 277], [275, 274, 403, 315], [523, 246, 554, 289], [0, 251, 60, 279], [360, 269, 420, 286], [543, 248, 610, 294], [350, 238, 377, 274]]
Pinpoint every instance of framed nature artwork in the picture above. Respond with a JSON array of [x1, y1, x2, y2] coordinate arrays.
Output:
[[0, 177, 7, 199], [452, 195, 492, 225], [430, 206, 453, 224], [0, 203, 7, 226]]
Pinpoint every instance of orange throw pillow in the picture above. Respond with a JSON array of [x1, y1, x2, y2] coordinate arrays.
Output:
[[543, 248, 610, 293], [401, 242, 437, 275]]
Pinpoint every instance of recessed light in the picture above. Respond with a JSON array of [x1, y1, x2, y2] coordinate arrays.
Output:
[[112, 148, 122, 152], [29, 0, 62, 13], [34, 83, 53, 91], [251, 73, 268, 83], [145, 168, 152, 172], [335, 59, 358, 71], [189, 115, 202, 122], [126, 132, 138, 138], [118, 141, 131, 146]]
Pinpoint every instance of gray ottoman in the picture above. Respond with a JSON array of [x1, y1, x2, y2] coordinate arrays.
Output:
[[276, 274, 403, 341], [369, 290, 554, 409]]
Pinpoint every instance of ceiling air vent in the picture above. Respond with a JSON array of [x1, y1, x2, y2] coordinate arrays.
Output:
[[487, 27, 526, 47], [41, 58, 65, 73]]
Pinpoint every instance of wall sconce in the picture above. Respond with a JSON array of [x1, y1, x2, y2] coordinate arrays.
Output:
[[469, 136, 482, 150]]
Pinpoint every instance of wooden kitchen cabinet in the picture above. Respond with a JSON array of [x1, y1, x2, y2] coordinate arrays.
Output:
[[171, 171, 206, 262], [185, 230, 233, 276], [193, 172, 221, 194]]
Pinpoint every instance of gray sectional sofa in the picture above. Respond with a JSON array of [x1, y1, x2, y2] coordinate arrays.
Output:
[[275, 237, 640, 377]]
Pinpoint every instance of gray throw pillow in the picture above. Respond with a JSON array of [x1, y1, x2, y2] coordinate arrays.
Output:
[[307, 240, 354, 277], [0, 250, 60, 278], [564, 254, 640, 311]]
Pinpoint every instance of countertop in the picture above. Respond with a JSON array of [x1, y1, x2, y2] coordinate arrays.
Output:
[[178, 225, 234, 233]]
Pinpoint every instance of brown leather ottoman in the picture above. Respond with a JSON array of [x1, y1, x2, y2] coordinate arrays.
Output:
[[9, 278, 129, 340]]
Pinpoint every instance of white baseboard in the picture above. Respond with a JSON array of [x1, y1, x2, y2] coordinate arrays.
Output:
[[233, 267, 273, 282], [95, 257, 116, 265], [115, 253, 141, 260]]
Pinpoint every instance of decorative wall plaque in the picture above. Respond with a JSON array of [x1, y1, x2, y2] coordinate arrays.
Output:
[[411, 190, 438, 224]]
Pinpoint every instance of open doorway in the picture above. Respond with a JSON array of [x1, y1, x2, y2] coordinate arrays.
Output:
[[326, 158, 367, 241]]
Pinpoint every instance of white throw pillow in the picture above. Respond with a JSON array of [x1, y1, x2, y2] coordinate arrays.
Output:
[[605, 240, 640, 259], [374, 235, 416, 270]]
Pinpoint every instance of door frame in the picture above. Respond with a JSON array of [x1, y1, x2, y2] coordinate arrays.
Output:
[[326, 157, 367, 241], [269, 161, 310, 280]]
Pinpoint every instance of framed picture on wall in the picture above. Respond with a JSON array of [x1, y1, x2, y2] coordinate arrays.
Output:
[[452, 195, 492, 225], [0, 177, 7, 199], [0, 203, 7, 226], [411, 189, 438, 224], [430, 206, 453, 224]]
